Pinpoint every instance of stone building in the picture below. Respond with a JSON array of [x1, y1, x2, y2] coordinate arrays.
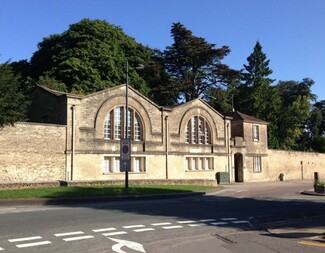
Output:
[[0, 84, 324, 183]]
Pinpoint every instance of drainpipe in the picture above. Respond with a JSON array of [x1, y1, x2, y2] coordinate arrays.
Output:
[[71, 105, 76, 181], [165, 115, 169, 179], [227, 122, 231, 183]]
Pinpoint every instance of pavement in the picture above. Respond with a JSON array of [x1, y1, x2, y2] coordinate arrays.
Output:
[[0, 180, 324, 252]]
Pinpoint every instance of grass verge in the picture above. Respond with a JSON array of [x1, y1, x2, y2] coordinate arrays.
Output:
[[0, 185, 216, 199]]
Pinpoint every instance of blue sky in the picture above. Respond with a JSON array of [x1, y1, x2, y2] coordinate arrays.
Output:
[[1, 0, 324, 100]]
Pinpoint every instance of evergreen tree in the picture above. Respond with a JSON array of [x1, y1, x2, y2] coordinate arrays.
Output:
[[162, 22, 239, 102], [238, 41, 280, 148]]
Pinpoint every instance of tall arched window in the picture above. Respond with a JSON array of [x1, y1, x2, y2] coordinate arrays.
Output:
[[104, 106, 143, 141], [185, 116, 211, 144]]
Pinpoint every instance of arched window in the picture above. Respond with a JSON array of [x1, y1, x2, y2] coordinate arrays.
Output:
[[104, 106, 143, 141], [185, 116, 211, 144]]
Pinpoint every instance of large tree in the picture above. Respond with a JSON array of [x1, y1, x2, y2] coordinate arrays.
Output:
[[237, 41, 280, 148], [274, 78, 315, 150], [162, 22, 239, 102], [0, 62, 27, 127], [29, 19, 152, 95]]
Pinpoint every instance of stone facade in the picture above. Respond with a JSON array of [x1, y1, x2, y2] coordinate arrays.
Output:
[[0, 84, 324, 184], [0, 122, 66, 182]]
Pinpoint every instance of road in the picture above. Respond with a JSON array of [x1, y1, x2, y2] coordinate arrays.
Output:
[[0, 181, 324, 253]]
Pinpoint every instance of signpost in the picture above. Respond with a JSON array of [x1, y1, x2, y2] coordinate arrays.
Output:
[[120, 138, 131, 190]]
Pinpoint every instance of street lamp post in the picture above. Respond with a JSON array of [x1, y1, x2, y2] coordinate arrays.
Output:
[[123, 60, 144, 191]]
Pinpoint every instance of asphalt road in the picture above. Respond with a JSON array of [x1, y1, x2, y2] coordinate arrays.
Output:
[[0, 181, 324, 253]]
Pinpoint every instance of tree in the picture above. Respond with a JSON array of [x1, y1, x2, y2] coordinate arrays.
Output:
[[162, 22, 239, 102], [276, 78, 315, 150], [301, 100, 325, 152], [29, 19, 152, 95], [0, 62, 27, 127], [237, 41, 280, 148]]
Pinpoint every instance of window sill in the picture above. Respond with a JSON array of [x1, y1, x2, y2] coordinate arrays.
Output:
[[185, 169, 214, 172]]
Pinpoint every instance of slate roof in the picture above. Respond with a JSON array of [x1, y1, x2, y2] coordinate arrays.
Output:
[[225, 111, 268, 124]]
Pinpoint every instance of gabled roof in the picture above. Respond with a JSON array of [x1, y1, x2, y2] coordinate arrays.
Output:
[[225, 111, 268, 125]]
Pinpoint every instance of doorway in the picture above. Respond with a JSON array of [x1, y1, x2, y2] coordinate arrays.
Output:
[[234, 153, 244, 182]]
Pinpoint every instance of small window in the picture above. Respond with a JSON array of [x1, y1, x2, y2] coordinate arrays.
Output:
[[253, 156, 262, 173], [253, 125, 259, 142], [103, 157, 111, 173]]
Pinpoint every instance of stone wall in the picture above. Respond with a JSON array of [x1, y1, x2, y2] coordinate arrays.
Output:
[[0, 122, 66, 183], [244, 149, 325, 182]]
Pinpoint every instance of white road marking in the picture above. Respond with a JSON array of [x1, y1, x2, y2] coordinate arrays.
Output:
[[151, 222, 172, 226], [9, 236, 42, 242], [133, 228, 155, 232], [162, 225, 183, 229], [220, 218, 237, 221], [63, 235, 94, 242], [177, 220, 196, 224], [123, 225, 145, 229], [16, 241, 52, 248], [93, 228, 117, 233], [211, 222, 228, 225], [232, 220, 249, 224], [0, 247, 4, 251], [103, 231, 127, 236], [55, 231, 84, 237], [108, 237, 146, 253], [200, 219, 216, 222], [188, 223, 206, 227]]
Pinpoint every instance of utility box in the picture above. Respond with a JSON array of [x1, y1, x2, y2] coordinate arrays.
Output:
[[216, 172, 229, 184]]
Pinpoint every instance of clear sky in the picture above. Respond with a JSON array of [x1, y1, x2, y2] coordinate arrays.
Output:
[[1, 0, 324, 100]]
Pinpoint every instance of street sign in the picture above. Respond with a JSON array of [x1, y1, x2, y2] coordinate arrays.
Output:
[[120, 138, 131, 172]]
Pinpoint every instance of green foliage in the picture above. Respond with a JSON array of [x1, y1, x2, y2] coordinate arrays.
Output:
[[0, 185, 215, 199], [0, 62, 28, 127], [162, 22, 239, 102], [30, 19, 152, 95], [275, 79, 315, 150]]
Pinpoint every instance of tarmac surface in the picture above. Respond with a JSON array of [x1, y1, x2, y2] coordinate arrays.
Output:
[[0, 180, 324, 253]]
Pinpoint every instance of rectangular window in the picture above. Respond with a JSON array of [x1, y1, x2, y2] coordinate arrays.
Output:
[[185, 157, 213, 171], [103, 157, 111, 173], [114, 107, 122, 140], [192, 117, 198, 144], [253, 125, 259, 142], [134, 116, 141, 141], [185, 123, 190, 143], [133, 157, 140, 172], [253, 156, 262, 173], [104, 112, 112, 139], [185, 157, 190, 170], [114, 157, 121, 173]]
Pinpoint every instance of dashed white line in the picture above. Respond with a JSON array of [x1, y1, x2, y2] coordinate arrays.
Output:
[[162, 225, 183, 229], [63, 235, 94, 242], [133, 228, 155, 232], [177, 220, 196, 224], [188, 223, 206, 227], [211, 222, 228, 225], [102, 231, 127, 236], [220, 218, 237, 221], [0, 247, 4, 251], [123, 225, 145, 229], [55, 231, 84, 237], [9, 236, 42, 242], [93, 228, 117, 233], [151, 222, 172, 226], [200, 219, 216, 222], [232, 220, 249, 224], [16, 241, 52, 248]]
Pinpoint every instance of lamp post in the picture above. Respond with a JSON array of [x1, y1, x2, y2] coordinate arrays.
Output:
[[123, 60, 144, 191]]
